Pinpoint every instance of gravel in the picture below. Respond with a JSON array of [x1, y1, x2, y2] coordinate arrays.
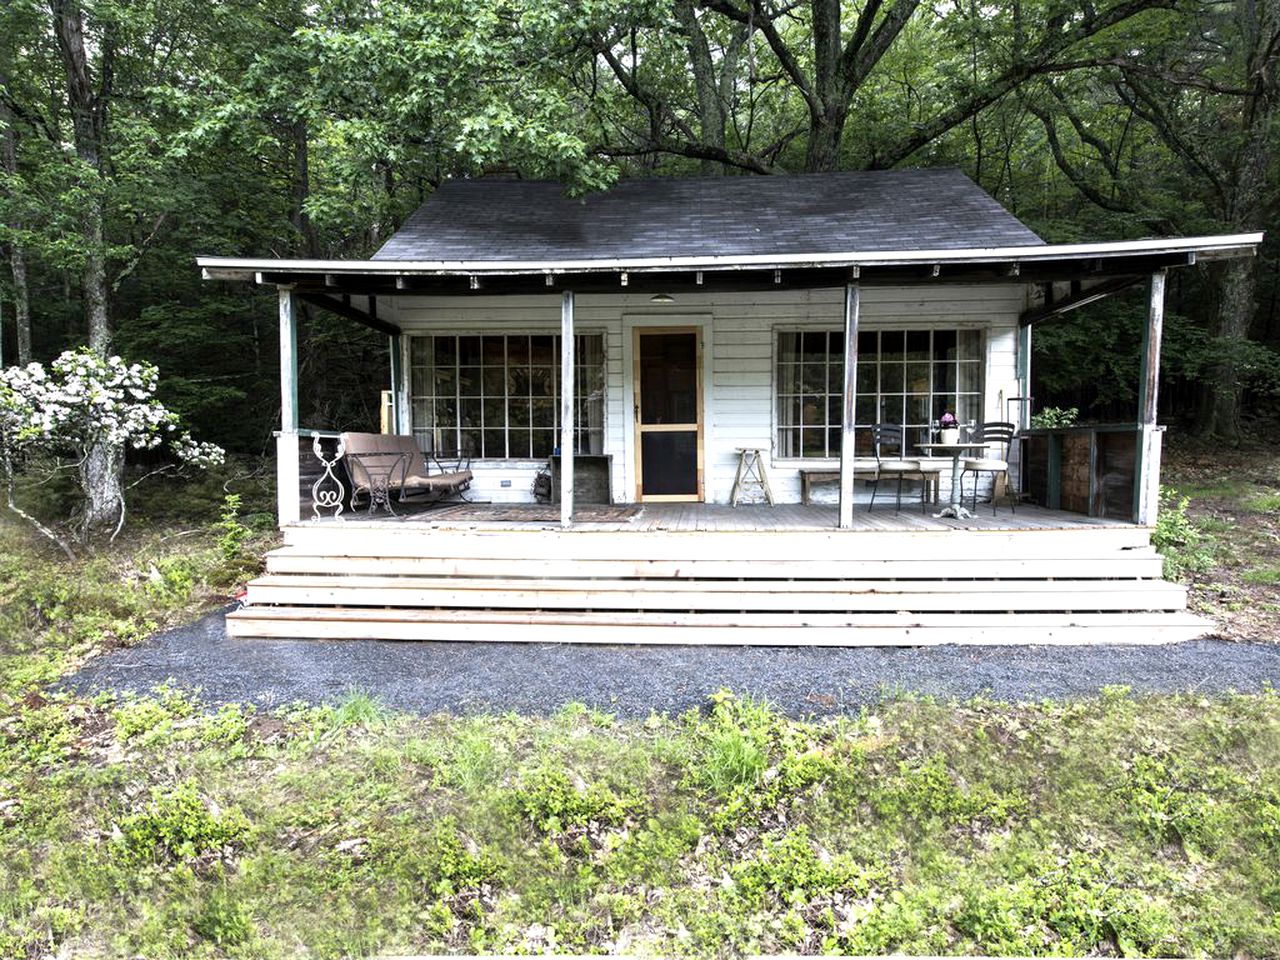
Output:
[[60, 607, 1280, 718]]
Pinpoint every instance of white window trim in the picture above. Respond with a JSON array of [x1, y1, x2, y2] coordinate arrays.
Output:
[[771, 322, 987, 466], [407, 327, 608, 461]]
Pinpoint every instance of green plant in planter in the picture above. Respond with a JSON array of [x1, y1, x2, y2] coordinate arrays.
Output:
[[1030, 406, 1079, 429]]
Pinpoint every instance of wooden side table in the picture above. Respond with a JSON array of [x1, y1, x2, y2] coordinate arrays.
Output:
[[731, 447, 775, 506]]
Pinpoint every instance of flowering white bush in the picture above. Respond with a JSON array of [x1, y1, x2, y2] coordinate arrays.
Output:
[[0, 349, 225, 468]]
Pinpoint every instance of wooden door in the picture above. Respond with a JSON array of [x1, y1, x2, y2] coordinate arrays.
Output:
[[634, 327, 703, 501]]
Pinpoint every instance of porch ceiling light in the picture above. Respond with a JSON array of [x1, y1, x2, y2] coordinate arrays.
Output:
[[649, 293, 675, 303]]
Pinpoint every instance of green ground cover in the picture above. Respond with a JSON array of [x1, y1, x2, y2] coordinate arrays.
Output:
[[2, 680, 1279, 957]]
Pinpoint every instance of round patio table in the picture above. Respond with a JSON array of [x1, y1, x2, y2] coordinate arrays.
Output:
[[916, 441, 989, 520]]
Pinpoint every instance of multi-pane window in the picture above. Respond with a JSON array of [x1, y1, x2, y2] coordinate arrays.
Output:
[[776, 329, 983, 458], [410, 334, 605, 459]]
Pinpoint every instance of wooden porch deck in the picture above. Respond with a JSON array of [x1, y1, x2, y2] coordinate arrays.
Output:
[[227, 502, 1215, 646], [306, 500, 1134, 533]]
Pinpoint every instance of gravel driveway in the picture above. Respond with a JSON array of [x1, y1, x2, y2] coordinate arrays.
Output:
[[63, 606, 1280, 718]]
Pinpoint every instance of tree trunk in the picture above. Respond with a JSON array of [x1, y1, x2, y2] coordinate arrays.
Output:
[[1195, 0, 1278, 441], [79, 438, 123, 540], [1, 102, 32, 364], [804, 111, 845, 171], [52, 0, 119, 532]]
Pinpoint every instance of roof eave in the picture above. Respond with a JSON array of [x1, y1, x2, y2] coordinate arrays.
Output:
[[197, 233, 1264, 283]]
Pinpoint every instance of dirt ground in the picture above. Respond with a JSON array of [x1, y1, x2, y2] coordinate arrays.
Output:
[[1163, 441, 1280, 643]]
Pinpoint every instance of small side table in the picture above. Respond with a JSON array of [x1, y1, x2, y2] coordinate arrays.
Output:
[[731, 447, 775, 506]]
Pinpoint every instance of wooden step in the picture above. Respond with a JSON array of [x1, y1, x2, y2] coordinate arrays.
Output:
[[264, 550, 1167, 581], [243, 574, 1188, 613], [281, 524, 1154, 560], [225, 606, 1214, 645]]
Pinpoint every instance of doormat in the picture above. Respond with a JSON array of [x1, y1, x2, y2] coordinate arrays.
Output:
[[423, 503, 644, 523]]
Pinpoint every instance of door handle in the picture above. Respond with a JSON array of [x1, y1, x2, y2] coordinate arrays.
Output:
[[634, 403, 640, 423]]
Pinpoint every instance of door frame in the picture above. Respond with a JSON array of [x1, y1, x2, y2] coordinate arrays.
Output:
[[625, 317, 710, 502]]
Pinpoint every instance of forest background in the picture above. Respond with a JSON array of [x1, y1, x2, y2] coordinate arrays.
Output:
[[2, 0, 1277, 467]]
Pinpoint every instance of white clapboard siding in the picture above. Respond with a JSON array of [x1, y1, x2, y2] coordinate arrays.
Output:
[[389, 285, 1026, 505]]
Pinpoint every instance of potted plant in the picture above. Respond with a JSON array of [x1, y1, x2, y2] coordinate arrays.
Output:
[[939, 412, 960, 445]]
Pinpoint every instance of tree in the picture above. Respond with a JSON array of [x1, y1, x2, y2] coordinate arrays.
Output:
[[0, 349, 223, 555]]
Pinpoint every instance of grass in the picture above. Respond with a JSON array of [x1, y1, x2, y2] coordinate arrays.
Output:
[[1161, 441, 1280, 640], [3, 683, 1280, 958]]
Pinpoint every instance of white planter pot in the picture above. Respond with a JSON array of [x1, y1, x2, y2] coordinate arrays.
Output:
[[940, 428, 960, 445]]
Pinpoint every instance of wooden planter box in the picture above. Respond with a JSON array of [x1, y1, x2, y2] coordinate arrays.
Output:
[[1021, 425, 1156, 522]]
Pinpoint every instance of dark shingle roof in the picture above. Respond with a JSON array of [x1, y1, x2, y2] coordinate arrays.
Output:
[[372, 168, 1043, 262]]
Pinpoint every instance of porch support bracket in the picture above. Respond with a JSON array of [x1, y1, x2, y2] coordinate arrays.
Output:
[[838, 281, 861, 529], [560, 290, 575, 527], [297, 291, 400, 337], [1018, 276, 1144, 327], [276, 287, 301, 527], [1134, 270, 1166, 526]]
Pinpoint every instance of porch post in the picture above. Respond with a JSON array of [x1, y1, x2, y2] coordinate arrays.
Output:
[[276, 286, 300, 526], [1135, 270, 1166, 526], [838, 280, 861, 529], [560, 290, 575, 527], [388, 333, 405, 433]]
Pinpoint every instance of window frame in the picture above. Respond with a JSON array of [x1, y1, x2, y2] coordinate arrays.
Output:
[[408, 329, 608, 462], [772, 323, 986, 464]]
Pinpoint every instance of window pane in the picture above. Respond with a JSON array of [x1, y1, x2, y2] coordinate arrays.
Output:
[[958, 362, 981, 393], [857, 331, 877, 356], [778, 333, 801, 363], [801, 396, 824, 425], [881, 363, 904, 393], [905, 363, 930, 393], [778, 363, 802, 395], [778, 395, 800, 427], [434, 368, 456, 395], [827, 362, 844, 394], [933, 362, 956, 393], [532, 430, 555, 458], [509, 397, 531, 427], [855, 396, 876, 424], [933, 330, 956, 361], [435, 399, 457, 427], [529, 368, 554, 398], [458, 336, 481, 366], [435, 337, 457, 365], [802, 363, 826, 392], [482, 398, 505, 428], [531, 398, 555, 427], [529, 336, 554, 364], [958, 330, 983, 360], [907, 395, 930, 423], [828, 396, 843, 426], [856, 362, 876, 393], [880, 396, 903, 424], [827, 427, 842, 456], [459, 429, 481, 457], [801, 331, 827, 360], [906, 330, 930, 361], [881, 331, 904, 361], [482, 430, 505, 458], [482, 367, 506, 396], [460, 398, 482, 428]]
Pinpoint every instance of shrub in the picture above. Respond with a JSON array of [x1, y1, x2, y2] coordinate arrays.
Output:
[[1153, 489, 1214, 579], [116, 779, 249, 864]]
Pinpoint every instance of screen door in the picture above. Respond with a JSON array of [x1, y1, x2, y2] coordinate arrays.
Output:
[[634, 328, 702, 501]]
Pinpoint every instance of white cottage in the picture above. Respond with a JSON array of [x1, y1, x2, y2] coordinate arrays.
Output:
[[199, 169, 1260, 645]]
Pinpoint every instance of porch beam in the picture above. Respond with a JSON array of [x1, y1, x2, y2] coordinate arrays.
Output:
[[838, 282, 861, 529], [1134, 271, 1166, 525], [296, 291, 400, 336], [560, 290, 575, 527], [276, 287, 300, 526]]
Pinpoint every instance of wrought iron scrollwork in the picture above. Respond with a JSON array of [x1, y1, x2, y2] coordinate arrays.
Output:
[[311, 431, 346, 520]]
